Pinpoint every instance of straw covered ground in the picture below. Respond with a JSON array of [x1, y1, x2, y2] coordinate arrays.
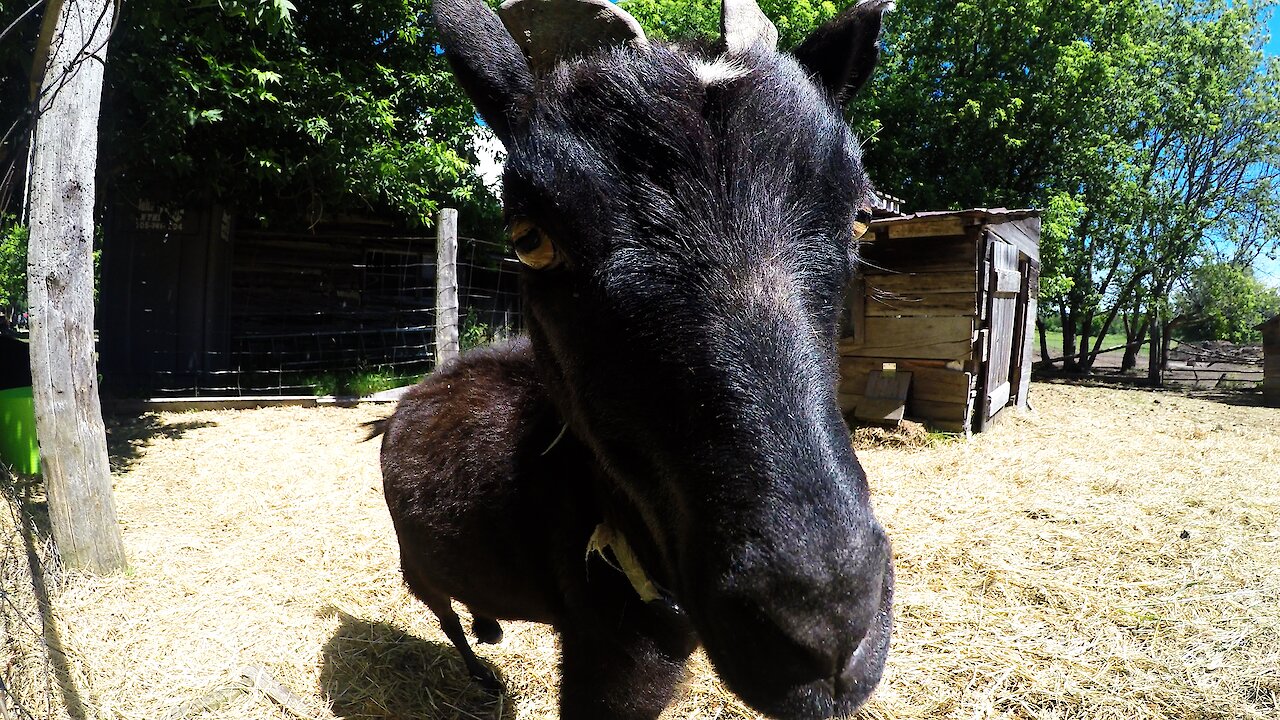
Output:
[[3, 381, 1278, 720]]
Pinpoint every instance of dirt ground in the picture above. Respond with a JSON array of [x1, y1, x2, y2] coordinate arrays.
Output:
[[5, 381, 1279, 720]]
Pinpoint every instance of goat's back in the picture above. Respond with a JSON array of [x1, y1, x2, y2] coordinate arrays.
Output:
[[379, 337, 592, 623]]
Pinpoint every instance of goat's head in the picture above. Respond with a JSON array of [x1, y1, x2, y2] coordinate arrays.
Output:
[[435, 0, 895, 716]]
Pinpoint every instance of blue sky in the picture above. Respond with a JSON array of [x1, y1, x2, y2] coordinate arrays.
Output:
[[1256, 9, 1280, 287], [1267, 7, 1280, 57]]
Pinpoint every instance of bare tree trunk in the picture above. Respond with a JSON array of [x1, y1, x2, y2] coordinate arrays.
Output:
[[27, 0, 126, 573], [1036, 317, 1051, 364], [1121, 311, 1147, 372], [1059, 305, 1079, 372], [1077, 310, 1093, 375], [1083, 271, 1147, 372], [1146, 309, 1164, 387]]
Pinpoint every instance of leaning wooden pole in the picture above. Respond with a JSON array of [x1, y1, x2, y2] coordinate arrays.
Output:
[[435, 208, 460, 366], [26, 0, 126, 572]]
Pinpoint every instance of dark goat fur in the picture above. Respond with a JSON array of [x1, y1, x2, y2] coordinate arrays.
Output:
[[378, 338, 696, 716], [378, 1, 897, 718]]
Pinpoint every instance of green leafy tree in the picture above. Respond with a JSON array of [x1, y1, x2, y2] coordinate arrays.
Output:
[[1128, 0, 1280, 380], [861, 0, 1156, 210], [0, 217, 26, 318], [100, 0, 498, 228], [623, 0, 842, 48], [1179, 262, 1280, 344]]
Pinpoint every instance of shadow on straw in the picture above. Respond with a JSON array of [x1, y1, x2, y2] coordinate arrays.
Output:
[[4, 479, 89, 720], [320, 610, 517, 720], [104, 412, 217, 474]]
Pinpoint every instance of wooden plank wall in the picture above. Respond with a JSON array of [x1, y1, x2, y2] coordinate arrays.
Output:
[[838, 358, 975, 433], [1265, 342, 1280, 406], [842, 228, 981, 432]]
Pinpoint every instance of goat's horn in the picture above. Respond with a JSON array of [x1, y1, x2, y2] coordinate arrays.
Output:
[[498, 0, 648, 74], [721, 0, 778, 53]]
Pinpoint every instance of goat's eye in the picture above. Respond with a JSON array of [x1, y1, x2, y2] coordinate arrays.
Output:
[[853, 206, 874, 240], [510, 220, 559, 270]]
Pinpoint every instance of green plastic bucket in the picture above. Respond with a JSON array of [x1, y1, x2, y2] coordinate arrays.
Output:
[[0, 385, 39, 475]]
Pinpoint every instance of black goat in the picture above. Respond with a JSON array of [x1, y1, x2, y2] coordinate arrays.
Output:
[[377, 0, 898, 717]]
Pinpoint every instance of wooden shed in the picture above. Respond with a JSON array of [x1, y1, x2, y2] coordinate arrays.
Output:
[[1259, 315, 1280, 407], [838, 208, 1041, 433]]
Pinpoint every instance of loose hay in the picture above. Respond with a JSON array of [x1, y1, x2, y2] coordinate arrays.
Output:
[[4, 384, 1278, 719], [852, 421, 936, 450]]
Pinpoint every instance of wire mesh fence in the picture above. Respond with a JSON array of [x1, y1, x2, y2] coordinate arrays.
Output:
[[105, 228, 522, 398]]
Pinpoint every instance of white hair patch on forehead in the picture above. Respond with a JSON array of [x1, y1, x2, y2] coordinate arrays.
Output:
[[689, 57, 752, 86]]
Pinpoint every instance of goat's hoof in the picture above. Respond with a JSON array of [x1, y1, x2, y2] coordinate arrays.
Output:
[[471, 666, 503, 692], [472, 617, 503, 645]]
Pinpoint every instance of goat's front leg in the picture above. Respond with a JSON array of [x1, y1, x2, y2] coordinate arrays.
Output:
[[557, 596, 696, 720]]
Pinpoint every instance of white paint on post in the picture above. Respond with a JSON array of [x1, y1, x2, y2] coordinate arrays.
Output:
[[27, 0, 127, 572], [435, 208, 460, 366]]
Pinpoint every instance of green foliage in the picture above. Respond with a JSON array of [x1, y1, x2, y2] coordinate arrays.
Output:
[[303, 372, 342, 397], [622, 0, 841, 48], [863, 0, 1157, 212], [303, 366, 420, 397], [1037, 191, 1086, 304], [459, 309, 512, 351], [348, 368, 421, 397], [1178, 263, 1280, 344], [101, 0, 497, 228], [0, 218, 101, 315], [0, 218, 26, 314]]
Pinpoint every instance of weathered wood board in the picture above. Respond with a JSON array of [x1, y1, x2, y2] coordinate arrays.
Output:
[[885, 217, 968, 238], [840, 316, 975, 360], [860, 235, 979, 274], [864, 272, 978, 295], [839, 359, 973, 404], [838, 357, 975, 432], [979, 241, 1021, 426], [909, 398, 970, 423], [839, 393, 972, 430], [865, 292, 979, 318], [985, 217, 1042, 262], [1012, 262, 1039, 409], [1265, 349, 1280, 407], [841, 276, 865, 343], [854, 370, 913, 425]]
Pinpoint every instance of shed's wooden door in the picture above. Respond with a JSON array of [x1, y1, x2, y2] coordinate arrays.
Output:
[[981, 241, 1022, 425]]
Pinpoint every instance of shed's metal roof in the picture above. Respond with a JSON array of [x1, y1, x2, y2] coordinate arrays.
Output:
[[869, 207, 1041, 226]]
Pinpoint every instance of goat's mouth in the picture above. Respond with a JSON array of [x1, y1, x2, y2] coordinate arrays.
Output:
[[702, 558, 895, 720]]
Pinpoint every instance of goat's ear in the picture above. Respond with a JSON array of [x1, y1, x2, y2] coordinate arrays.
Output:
[[499, 0, 648, 74], [793, 0, 894, 106], [434, 0, 534, 144]]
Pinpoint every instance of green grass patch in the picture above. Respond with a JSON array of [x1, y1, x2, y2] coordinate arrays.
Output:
[[302, 368, 421, 397], [1042, 331, 1134, 356]]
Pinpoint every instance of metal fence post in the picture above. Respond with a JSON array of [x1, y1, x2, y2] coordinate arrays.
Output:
[[435, 208, 460, 366]]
